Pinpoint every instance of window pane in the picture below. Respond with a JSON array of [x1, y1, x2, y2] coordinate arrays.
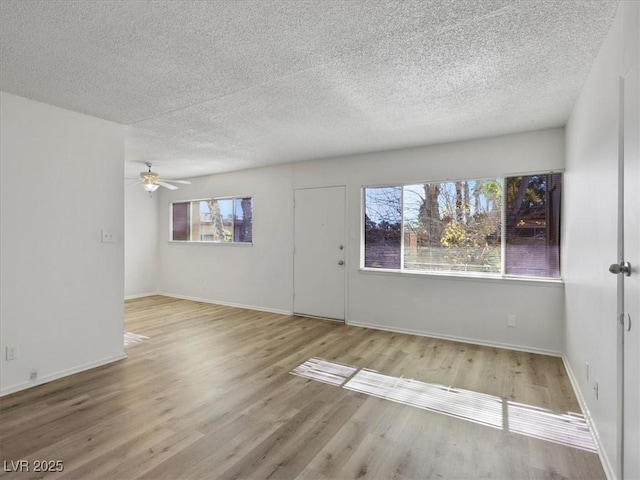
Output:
[[505, 174, 561, 277], [204, 199, 233, 242], [364, 187, 402, 268], [195, 200, 214, 241], [403, 180, 502, 273], [172, 202, 189, 241], [234, 197, 253, 243], [219, 199, 234, 242]]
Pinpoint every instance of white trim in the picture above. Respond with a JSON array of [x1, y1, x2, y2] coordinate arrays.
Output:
[[0, 353, 127, 397], [615, 74, 625, 480], [167, 241, 253, 246], [293, 313, 344, 323], [125, 292, 159, 300], [358, 267, 564, 287], [157, 292, 292, 316], [562, 355, 617, 480], [347, 320, 562, 357]]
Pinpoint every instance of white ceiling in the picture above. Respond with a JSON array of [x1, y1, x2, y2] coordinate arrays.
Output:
[[0, 0, 618, 180]]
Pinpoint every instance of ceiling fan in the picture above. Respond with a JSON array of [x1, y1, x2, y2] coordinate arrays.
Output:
[[133, 163, 191, 192]]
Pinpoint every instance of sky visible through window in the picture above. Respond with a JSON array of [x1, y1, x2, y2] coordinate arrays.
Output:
[[403, 180, 502, 226], [199, 199, 235, 220], [365, 180, 503, 225]]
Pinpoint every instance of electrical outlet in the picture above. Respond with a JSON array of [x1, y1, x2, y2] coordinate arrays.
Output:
[[507, 314, 516, 327], [29, 370, 38, 381], [594, 379, 599, 400], [5, 346, 17, 361], [101, 230, 115, 243]]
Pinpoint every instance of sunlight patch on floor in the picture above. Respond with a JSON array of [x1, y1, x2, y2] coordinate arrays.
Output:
[[290, 357, 358, 386], [344, 369, 503, 429], [124, 331, 149, 347], [506, 401, 596, 452], [290, 357, 597, 453]]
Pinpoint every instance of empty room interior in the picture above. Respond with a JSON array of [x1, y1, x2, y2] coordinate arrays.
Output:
[[0, 1, 639, 479]]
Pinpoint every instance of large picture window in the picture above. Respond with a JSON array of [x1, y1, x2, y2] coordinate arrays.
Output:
[[171, 197, 253, 243], [363, 173, 561, 279]]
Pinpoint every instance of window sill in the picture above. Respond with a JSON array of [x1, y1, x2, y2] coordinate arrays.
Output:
[[358, 267, 564, 287], [168, 241, 253, 246]]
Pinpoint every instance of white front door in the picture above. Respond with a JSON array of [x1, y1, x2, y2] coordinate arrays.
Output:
[[293, 186, 346, 321]]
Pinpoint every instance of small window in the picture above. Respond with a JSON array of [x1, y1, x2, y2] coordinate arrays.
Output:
[[363, 173, 561, 279], [171, 197, 253, 243]]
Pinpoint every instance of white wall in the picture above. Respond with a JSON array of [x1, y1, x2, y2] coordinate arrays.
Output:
[[125, 185, 159, 298], [158, 165, 295, 314], [0, 92, 125, 396], [564, 3, 639, 478], [158, 128, 565, 354]]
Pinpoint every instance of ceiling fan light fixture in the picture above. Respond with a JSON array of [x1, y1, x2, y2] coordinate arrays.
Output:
[[142, 182, 160, 192], [135, 163, 185, 191]]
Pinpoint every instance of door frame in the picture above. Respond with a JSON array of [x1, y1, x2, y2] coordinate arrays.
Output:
[[292, 184, 349, 322], [616, 49, 639, 479]]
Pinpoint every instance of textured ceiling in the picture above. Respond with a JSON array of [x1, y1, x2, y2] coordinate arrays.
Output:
[[0, 0, 618, 179]]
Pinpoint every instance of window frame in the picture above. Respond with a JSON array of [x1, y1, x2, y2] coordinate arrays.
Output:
[[169, 195, 253, 245], [360, 171, 563, 283]]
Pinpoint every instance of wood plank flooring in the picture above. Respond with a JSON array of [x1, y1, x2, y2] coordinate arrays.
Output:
[[0, 295, 605, 479]]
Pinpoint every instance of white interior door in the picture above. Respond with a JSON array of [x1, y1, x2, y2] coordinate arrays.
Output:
[[622, 56, 639, 480], [617, 5, 640, 478], [293, 186, 346, 321]]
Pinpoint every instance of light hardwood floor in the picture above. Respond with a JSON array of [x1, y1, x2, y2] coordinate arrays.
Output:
[[0, 295, 605, 479]]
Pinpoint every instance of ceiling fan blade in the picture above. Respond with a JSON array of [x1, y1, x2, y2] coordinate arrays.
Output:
[[158, 178, 191, 185], [157, 181, 178, 190], [126, 180, 142, 186]]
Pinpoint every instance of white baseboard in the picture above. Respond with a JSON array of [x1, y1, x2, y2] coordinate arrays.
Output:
[[157, 292, 292, 316], [155, 294, 558, 356], [562, 355, 617, 480], [0, 353, 127, 397], [125, 292, 159, 300], [347, 320, 562, 357]]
